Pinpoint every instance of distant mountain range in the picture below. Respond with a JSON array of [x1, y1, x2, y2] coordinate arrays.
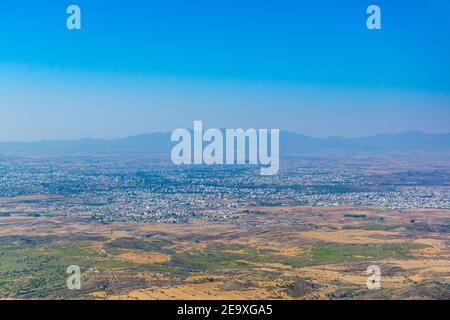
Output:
[[0, 131, 449, 155]]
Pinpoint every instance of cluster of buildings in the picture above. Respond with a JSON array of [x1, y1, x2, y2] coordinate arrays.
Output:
[[0, 155, 448, 223]]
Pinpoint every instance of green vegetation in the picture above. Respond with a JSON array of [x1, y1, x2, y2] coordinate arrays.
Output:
[[0, 233, 431, 299], [0, 244, 94, 298], [311, 243, 427, 263], [95, 259, 139, 270], [342, 224, 402, 231], [141, 240, 430, 276], [258, 202, 284, 207], [27, 213, 41, 217], [104, 237, 174, 254], [344, 214, 368, 219]]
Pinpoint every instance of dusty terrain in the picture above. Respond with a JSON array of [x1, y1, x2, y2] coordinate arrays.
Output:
[[0, 205, 448, 300]]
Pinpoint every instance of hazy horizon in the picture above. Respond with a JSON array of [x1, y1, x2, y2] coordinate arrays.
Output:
[[0, 124, 450, 144], [1, 0, 449, 141]]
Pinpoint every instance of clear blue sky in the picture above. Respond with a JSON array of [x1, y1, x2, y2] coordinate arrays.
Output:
[[0, 0, 449, 141]]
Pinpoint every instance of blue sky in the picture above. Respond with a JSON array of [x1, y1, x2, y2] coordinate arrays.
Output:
[[0, 0, 449, 141]]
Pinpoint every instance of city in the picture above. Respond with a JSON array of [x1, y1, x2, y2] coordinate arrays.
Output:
[[0, 152, 448, 224]]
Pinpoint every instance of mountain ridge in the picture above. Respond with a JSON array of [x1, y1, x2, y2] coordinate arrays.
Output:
[[1, 131, 449, 154]]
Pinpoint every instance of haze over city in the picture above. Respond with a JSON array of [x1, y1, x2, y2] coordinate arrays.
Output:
[[1, 0, 449, 141]]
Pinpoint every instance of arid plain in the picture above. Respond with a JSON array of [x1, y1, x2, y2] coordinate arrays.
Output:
[[0, 202, 448, 300]]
